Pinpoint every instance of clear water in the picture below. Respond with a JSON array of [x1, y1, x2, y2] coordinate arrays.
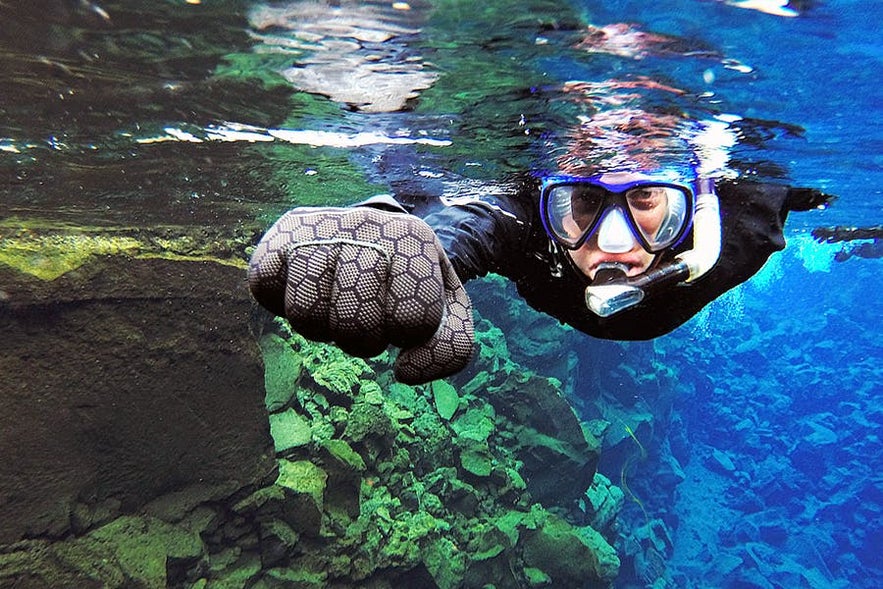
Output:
[[2, 0, 880, 587]]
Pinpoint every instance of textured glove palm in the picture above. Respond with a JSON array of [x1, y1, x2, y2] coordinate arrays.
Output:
[[248, 206, 474, 384]]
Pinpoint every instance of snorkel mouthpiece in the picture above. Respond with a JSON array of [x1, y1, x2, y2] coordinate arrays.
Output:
[[585, 263, 690, 317], [585, 264, 645, 317]]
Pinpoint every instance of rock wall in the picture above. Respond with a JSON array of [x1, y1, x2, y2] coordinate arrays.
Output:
[[0, 255, 276, 545]]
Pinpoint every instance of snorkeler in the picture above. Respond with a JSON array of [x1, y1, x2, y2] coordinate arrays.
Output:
[[248, 162, 830, 384]]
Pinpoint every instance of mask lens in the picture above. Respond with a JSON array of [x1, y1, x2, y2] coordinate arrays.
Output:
[[625, 186, 689, 251], [545, 184, 606, 247]]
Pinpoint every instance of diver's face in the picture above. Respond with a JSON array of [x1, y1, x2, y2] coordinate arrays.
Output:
[[564, 172, 661, 280]]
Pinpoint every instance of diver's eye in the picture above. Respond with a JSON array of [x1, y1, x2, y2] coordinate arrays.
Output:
[[626, 187, 664, 211]]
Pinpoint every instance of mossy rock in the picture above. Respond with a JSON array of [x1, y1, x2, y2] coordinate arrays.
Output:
[[275, 460, 328, 536], [459, 443, 494, 477], [258, 519, 300, 569], [431, 380, 460, 420], [422, 537, 467, 589], [0, 232, 140, 281], [359, 380, 385, 405], [302, 345, 371, 399], [452, 406, 495, 443], [208, 552, 262, 588], [256, 566, 327, 589], [232, 485, 286, 517], [321, 439, 367, 473], [521, 513, 620, 586], [269, 409, 313, 453], [467, 522, 512, 561], [261, 334, 302, 412], [524, 566, 552, 586], [343, 401, 395, 443], [276, 460, 326, 501], [15, 515, 206, 589]]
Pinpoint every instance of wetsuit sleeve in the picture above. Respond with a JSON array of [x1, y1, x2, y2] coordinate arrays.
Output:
[[420, 197, 538, 283]]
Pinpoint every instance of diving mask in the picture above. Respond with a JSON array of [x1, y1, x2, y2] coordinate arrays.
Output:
[[539, 174, 694, 253]]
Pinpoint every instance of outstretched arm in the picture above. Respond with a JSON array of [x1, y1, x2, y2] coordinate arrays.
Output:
[[421, 190, 541, 283]]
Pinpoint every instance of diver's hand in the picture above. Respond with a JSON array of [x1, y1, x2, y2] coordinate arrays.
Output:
[[248, 206, 474, 384]]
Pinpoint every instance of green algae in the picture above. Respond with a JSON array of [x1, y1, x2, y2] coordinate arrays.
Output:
[[521, 512, 620, 584], [0, 219, 249, 280], [260, 333, 303, 412], [285, 329, 372, 397], [432, 380, 460, 420], [452, 406, 496, 442], [322, 439, 367, 473], [0, 232, 141, 280], [423, 537, 467, 589], [459, 443, 495, 477], [276, 459, 327, 505], [269, 409, 312, 453], [28, 516, 206, 588]]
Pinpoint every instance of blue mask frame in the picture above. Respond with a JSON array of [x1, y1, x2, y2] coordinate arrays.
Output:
[[539, 174, 696, 253]]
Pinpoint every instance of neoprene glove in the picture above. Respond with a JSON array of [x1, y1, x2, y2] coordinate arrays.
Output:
[[248, 205, 474, 384]]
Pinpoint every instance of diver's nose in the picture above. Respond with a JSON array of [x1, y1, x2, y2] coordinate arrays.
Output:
[[596, 206, 638, 253]]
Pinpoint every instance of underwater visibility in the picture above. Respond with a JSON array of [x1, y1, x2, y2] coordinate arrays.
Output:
[[0, 0, 880, 588]]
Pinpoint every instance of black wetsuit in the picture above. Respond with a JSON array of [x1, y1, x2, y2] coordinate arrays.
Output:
[[412, 179, 825, 340]]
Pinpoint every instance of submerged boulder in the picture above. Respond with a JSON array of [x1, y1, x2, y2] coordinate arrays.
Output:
[[521, 512, 621, 586], [481, 371, 601, 505]]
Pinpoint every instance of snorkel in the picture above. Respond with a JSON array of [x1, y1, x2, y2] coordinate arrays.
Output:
[[584, 176, 721, 316]]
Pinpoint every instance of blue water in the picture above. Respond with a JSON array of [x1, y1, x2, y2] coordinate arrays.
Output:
[[2, 0, 880, 587], [554, 1, 883, 586]]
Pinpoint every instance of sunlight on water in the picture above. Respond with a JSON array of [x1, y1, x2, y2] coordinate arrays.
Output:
[[749, 249, 785, 289], [792, 234, 836, 273], [136, 122, 452, 148]]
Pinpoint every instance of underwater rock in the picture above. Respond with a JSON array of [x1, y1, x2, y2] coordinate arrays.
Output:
[[0, 515, 206, 588], [584, 473, 625, 536], [258, 566, 326, 589], [343, 400, 396, 443], [451, 405, 496, 443], [524, 566, 553, 586], [320, 439, 365, 521], [483, 372, 600, 504], [709, 447, 737, 474], [0, 257, 275, 544], [297, 336, 373, 404], [458, 441, 495, 477], [3, 306, 625, 588], [521, 512, 621, 587], [321, 439, 367, 474], [423, 536, 468, 589], [269, 408, 313, 454], [432, 379, 461, 420], [258, 519, 300, 569], [275, 459, 328, 536], [261, 333, 303, 412]]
